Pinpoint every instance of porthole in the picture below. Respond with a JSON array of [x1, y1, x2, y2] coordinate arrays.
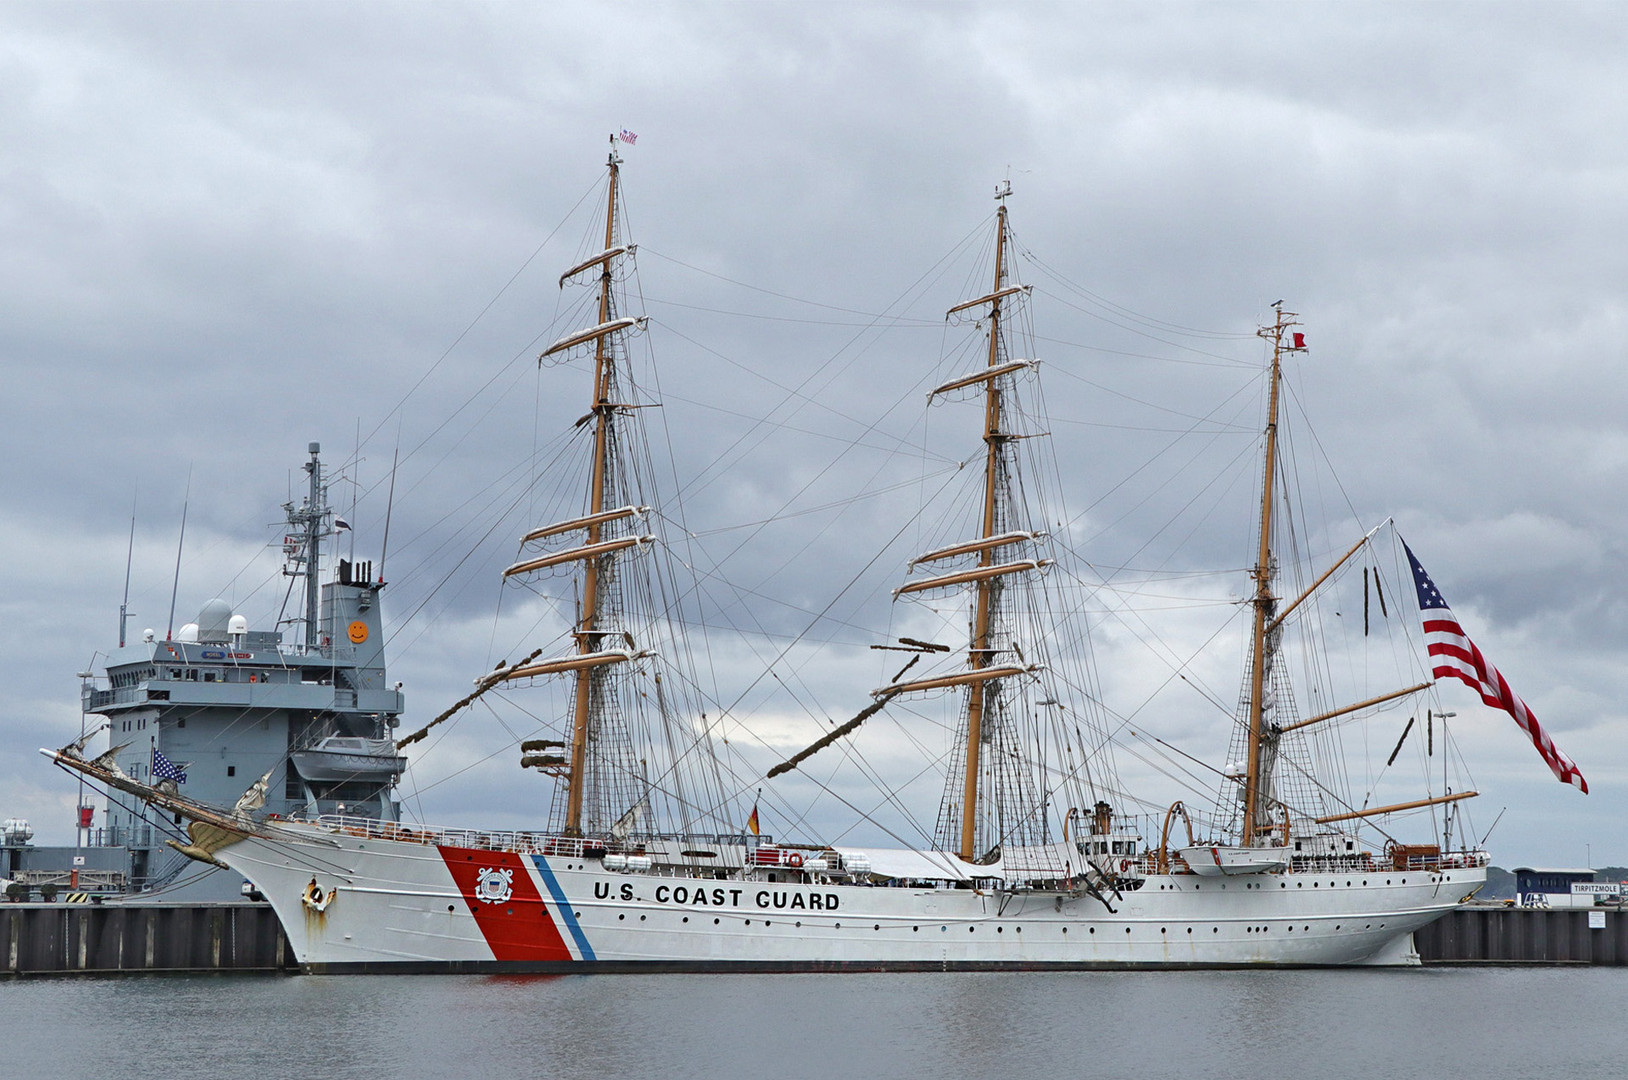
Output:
[[1125, 927, 1131, 934], [447, 905, 455, 913], [618, 913, 625, 921], [873, 924, 880, 931], [1186, 928, 1193, 934], [1089, 927, 1095, 934], [682, 917, 689, 923], [714, 918, 720, 925], [1160, 927, 1166, 934], [639, 915, 646, 921]]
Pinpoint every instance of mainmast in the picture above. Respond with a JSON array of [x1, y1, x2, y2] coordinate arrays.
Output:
[[957, 184, 1013, 863], [880, 181, 1051, 863], [1240, 304, 1302, 845]]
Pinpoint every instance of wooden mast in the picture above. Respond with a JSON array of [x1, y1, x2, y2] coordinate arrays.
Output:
[[1241, 303, 1301, 845], [564, 138, 622, 836], [958, 183, 1012, 862]]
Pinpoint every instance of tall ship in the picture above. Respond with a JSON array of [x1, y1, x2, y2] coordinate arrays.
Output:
[[46, 143, 1497, 967]]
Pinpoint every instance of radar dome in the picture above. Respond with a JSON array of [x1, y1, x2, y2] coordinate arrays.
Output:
[[228, 614, 248, 637], [197, 598, 234, 643], [178, 623, 199, 643]]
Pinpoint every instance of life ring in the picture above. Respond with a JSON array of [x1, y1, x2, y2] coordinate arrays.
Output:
[[1119, 858, 1131, 873], [301, 878, 335, 913], [787, 852, 804, 868]]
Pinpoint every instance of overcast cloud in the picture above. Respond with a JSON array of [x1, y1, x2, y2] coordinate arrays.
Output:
[[1, 2, 1624, 868]]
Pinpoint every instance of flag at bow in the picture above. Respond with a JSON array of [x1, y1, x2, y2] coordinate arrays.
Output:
[[1404, 539, 1586, 793], [152, 747, 188, 784]]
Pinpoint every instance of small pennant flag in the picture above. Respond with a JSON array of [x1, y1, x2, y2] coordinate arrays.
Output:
[[618, 129, 638, 146], [1292, 332, 1306, 349]]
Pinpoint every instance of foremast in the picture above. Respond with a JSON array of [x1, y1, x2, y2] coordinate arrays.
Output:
[[1240, 303, 1303, 846], [488, 141, 654, 834]]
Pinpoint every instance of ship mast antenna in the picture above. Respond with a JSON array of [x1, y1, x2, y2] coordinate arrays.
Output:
[[165, 469, 191, 641], [1241, 301, 1304, 845], [119, 485, 137, 648]]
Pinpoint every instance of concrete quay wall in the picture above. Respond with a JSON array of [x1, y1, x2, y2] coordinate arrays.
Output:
[[2, 902, 293, 975], [1417, 906, 1628, 965]]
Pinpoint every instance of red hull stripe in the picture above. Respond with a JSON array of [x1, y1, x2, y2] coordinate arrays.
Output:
[[439, 845, 573, 962]]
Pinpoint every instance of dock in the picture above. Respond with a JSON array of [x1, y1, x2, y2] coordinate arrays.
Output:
[[2, 902, 293, 975], [2, 901, 1619, 973], [1418, 905, 1628, 965]]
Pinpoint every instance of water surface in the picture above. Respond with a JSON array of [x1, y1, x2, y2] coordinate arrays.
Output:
[[3, 968, 1619, 1078]]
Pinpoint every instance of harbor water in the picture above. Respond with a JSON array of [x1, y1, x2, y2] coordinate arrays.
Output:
[[3, 968, 1621, 1077]]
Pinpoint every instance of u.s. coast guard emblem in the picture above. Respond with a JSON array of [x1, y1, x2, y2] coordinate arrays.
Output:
[[475, 867, 514, 904]]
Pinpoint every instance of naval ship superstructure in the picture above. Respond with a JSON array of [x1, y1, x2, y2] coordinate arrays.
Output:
[[17, 444, 406, 900]]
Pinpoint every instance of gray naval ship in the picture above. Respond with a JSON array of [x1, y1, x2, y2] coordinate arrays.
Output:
[[5, 443, 406, 901]]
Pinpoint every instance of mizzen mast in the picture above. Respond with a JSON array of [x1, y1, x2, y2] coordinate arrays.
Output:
[[1240, 302, 1304, 845]]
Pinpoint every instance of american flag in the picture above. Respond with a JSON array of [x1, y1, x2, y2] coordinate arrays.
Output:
[[1404, 540, 1587, 793], [152, 748, 188, 784], [618, 129, 638, 146]]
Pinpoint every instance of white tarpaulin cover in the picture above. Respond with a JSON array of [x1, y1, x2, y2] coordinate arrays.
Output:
[[832, 846, 1002, 882]]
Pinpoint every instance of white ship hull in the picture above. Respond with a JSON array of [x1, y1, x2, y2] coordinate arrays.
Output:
[[223, 823, 1484, 972]]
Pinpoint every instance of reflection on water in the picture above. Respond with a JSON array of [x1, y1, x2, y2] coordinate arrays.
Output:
[[2, 968, 1618, 1078]]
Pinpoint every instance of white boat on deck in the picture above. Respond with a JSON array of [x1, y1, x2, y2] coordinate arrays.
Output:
[[1179, 845, 1291, 877]]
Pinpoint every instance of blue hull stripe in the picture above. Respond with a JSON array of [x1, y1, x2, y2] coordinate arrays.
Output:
[[530, 855, 596, 961]]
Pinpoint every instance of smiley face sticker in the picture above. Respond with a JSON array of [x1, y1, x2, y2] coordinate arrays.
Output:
[[347, 620, 369, 644]]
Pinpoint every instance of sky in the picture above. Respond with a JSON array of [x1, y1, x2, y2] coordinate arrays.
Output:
[[1, 1, 1624, 869]]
